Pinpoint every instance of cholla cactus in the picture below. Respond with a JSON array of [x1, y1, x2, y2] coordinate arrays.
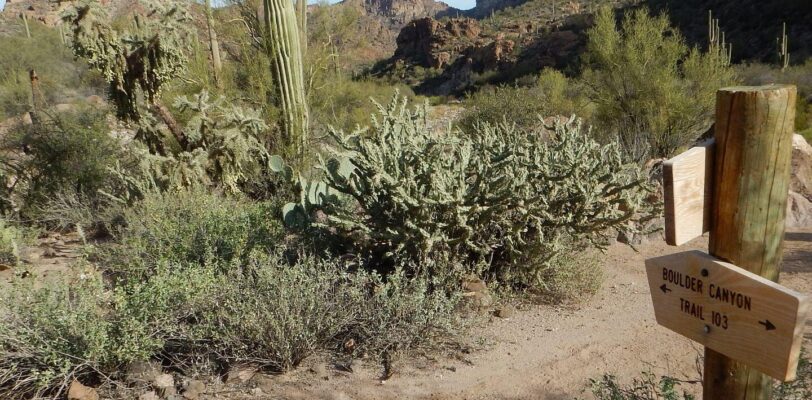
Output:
[[131, 91, 270, 194], [62, 0, 190, 121], [321, 96, 657, 283]]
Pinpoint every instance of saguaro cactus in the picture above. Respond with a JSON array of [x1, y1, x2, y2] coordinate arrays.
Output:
[[20, 13, 31, 39], [263, 0, 309, 155], [295, 0, 307, 54], [777, 22, 789, 71], [204, 0, 223, 89]]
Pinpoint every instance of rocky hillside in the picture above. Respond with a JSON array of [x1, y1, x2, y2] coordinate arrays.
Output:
[[373, 0, 623, 95], [372, 0, 812, 96]]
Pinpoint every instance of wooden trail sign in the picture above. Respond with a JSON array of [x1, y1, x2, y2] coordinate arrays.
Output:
[[663, 140, 714, 246], [646, 250, 809, 381], [649, 84, 804, 399]]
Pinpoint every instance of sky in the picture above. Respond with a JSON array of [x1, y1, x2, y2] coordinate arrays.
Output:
[[0, 0, 477, 11]]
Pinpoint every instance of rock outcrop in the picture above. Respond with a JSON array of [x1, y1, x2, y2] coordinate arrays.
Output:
[[788, 134, 812, 228]]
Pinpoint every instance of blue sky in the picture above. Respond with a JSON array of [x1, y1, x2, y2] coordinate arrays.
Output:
[[0, 0, 476, 11]]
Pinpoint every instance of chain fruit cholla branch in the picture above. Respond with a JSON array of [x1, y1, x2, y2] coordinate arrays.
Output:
[[264, 0, 309, 156], [319, 96, 658, 284]]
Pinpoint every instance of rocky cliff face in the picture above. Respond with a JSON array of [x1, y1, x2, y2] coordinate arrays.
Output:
[[346, 0, 452, 25]]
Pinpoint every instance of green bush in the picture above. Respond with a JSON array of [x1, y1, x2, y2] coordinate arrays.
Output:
[[590, 372, 696, 400], [105, 188, 284, 275], [0, 108, 122, 226], [0, 19, 103, 120], [321, 96, 656, 287], [581, 7, 736, 161], [0, 261, 218, 399], [0, 219, 25, 265], [460, 68, 589, 132]]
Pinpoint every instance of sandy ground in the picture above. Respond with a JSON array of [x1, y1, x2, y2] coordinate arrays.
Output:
[[246, 229, 812, 400]]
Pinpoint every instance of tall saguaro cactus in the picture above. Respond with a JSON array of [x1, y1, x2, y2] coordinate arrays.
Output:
[[263, 0, 309, 155], [777, 22, 790, 71], [204, 0, 223, 89], [295, 0, 307, 54]]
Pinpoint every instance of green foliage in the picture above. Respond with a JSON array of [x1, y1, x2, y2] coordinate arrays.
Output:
[[63, 0, 191, 121], [582, 7, 736, 161], [128, 91, 271, 194], [0, 108, 121, 225], [104, 188, 284, 275], [589, 372, 696, 400], [460, 68, 589, 132], [0, 219, 24, 265], [321, 96, 656, 287], [0, 263, 216, 399], [198, 252, 362, 371], [0, 19, 103, 120]]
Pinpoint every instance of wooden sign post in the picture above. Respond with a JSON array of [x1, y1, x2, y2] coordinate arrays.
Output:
[[648, 85, 808, 399]]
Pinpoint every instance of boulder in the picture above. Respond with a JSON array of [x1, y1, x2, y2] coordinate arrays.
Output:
[[67, 380, 99, 400], [786, 191, 812, 228], [791, 134, 812, 200]]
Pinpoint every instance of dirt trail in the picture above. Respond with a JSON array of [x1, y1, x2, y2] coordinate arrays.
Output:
[[254, 230, 812, 400]]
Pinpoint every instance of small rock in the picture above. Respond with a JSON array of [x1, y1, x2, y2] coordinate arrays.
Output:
[[154, 373, 176, 397], [182, 380, 206, 400], [125, 360, 161, 385], [495, 305, 516, 319], [67, 380, 99, 400], [138, 392, 160, 400], [226, 365, 258, 384], [154, 373, 174, 389]]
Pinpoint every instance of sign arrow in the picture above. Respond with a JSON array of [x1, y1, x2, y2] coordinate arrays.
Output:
[[759, 320, 776, 331], [660, 284, 672, 294]]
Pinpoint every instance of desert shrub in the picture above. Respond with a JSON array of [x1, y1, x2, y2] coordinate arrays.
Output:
[[590, 372, 696, 400], [460, 68, 588, 132], [0, 19, 103, 120], [528, 251, 603, 304], [581, 7, 736, 161], [350, 262, 463, 357], [320, 96, 656, 287], [309, 75, 419, 135], [196, 252, 362, 371], [0, 108, 122, 226], [0, 263, 217, 399], [105, 188, 284, 275], [0, 218, 25, 265]]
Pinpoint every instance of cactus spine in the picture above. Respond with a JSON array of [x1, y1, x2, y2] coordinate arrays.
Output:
[[777, 22, 789, 71], [204, 0, 223, 90], [263, 0, 309, 156]]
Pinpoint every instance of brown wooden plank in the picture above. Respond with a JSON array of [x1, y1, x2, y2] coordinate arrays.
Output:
[[705, 84, 798, 399], [646, 250, 809, 381], [663, 140, 714, 246]]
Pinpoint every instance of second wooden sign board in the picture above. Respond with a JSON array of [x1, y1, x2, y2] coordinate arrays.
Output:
[[646, 250, 809, 381]]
